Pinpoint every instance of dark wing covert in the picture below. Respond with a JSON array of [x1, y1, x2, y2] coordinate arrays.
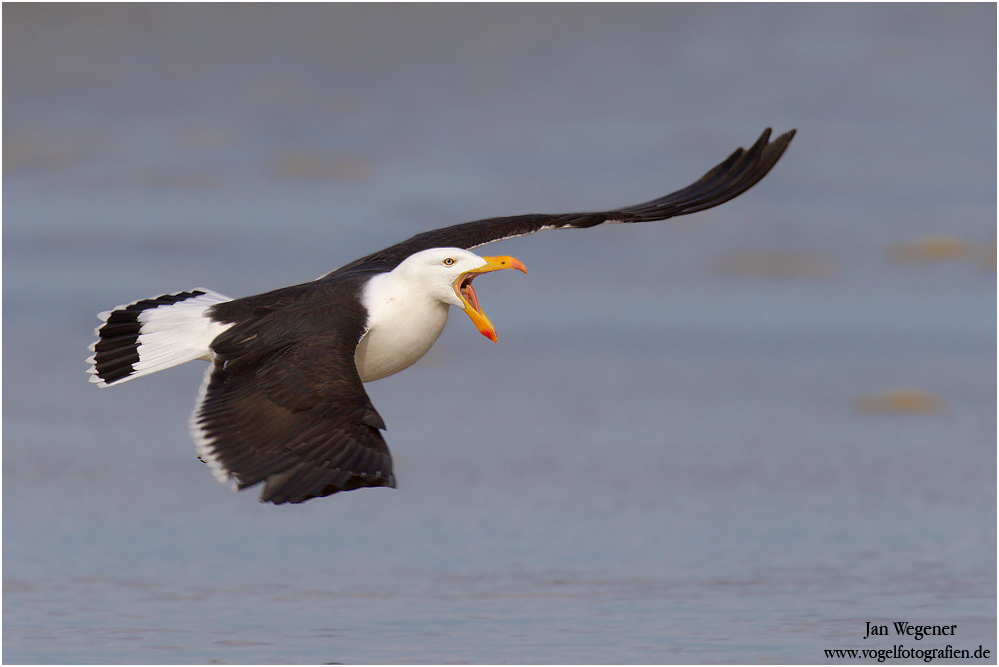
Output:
[[193, 282, 394, 504], [334, 127, 795, 275]]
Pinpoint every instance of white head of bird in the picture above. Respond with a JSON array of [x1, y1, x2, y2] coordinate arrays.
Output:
[[392, 248, 527, 342], [354, 247, 527, 383]]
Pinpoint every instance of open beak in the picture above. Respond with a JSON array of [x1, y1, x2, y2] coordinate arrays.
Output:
[[453, 255, 527, 343]]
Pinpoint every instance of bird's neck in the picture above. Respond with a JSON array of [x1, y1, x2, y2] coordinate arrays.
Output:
[[354, 270, 451, 382]]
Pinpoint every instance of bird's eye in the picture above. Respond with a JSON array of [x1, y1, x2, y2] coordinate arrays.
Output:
[[443, 257, 455, 266]]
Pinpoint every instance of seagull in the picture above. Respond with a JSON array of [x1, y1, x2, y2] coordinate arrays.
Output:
[[88, 127, 796, 504]]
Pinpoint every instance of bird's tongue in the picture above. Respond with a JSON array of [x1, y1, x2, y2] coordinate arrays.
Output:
[[461, 279, 496, 342], [463, 281, 483, 313]]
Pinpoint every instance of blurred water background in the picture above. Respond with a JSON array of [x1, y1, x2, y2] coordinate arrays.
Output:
[[3, 4, 996, 664]]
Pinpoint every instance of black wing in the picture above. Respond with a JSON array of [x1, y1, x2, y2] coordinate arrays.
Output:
[[193, 281, 394, 504], [335, 127, 795, 274]]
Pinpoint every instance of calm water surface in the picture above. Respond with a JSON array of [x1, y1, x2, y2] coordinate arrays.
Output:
[[4, 4, 995, 663]]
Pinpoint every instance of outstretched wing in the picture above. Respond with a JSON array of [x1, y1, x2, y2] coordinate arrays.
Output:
[[335, 127, 795, 274], [191, 281, 395, 504]]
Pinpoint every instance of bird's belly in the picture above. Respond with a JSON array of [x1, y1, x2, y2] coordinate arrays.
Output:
[[354, 306, 449, 382]]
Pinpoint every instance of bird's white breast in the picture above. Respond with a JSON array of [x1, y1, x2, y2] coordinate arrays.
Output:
[[354, 270, 451, 382]]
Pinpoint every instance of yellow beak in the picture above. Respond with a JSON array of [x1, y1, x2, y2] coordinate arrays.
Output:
[[453, 255, 527, 343]]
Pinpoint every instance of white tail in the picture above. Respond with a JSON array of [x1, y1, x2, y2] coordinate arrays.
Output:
[[87, 289, 234, 387]]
